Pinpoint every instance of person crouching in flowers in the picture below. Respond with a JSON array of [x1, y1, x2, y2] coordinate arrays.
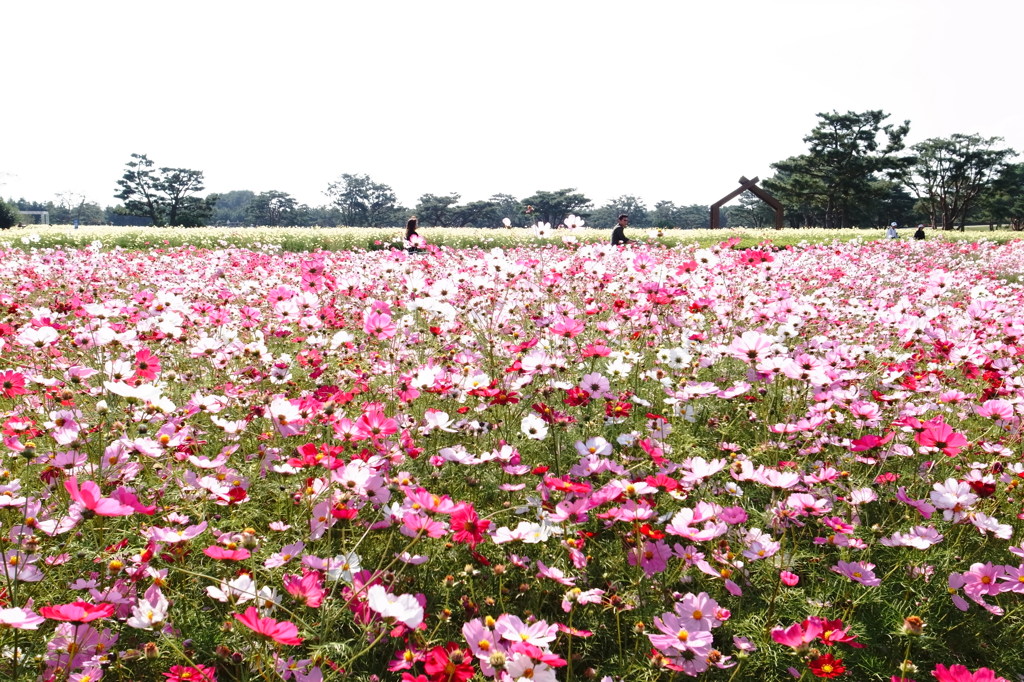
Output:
[[405, 216, 425, 252]]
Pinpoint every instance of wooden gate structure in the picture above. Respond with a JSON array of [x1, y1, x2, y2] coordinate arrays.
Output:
[[710, 176, 784, 229]]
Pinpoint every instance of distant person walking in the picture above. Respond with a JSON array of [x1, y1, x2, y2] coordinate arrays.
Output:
[[611, 214, 631, 246], [405, 216, 424, 252], [886, 222, 899, 239], [914, 224, 926, 240]]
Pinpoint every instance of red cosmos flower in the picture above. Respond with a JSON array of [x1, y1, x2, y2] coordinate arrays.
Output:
[[288, 443, 345, 470], [163, 664, 217, 682], [818, 618, 864, 647], [967, 479, 997, 498], [645, 473, 679, 491], [233, 607, 304, 645], [543, 477, 590, 494], [809, 653, 846, 678], [450, 504, 490, 548], [39, 601, 115, 623], [638, 523, 665, 540], [563, 386, 590, 406], [0, 370, 28, 398], [423, 642, 475, 682], [605, 401, 632, 419]]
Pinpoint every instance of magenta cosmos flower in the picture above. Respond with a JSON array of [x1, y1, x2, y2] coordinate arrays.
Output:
[[915, 420, 968, 457], [932, 663, 1009, 682], [233, 606, 304, 645], [39, 601, 115, 623]]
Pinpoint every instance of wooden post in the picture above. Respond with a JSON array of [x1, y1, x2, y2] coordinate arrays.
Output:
[[709, 176, 784, 229]]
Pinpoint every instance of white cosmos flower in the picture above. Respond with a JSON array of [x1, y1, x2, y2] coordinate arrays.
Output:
[[366, 585, 424, 628], [521, 413, 549, 440]]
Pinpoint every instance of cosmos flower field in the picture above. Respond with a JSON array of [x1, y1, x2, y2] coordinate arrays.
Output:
[[2, 235, 1024, 682]]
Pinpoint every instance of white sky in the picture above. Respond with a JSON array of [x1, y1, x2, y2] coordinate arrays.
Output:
[[3, 0, 1022, 212]]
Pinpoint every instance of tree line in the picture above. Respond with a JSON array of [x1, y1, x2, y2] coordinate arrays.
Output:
[[4, 110, 1022, 230]]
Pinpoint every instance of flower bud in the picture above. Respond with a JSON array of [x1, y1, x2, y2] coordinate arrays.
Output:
[[901, 616, 925, 636]]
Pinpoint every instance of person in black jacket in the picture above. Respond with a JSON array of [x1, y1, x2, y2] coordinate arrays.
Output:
[[405, 216, 422, 252], [914, 224, 926, 240], [611, 214, 631, 245]]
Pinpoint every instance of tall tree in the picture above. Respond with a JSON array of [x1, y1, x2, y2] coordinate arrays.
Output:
[[211, 190, 255, 224], [325, 173, 400, 226], [763, 160, 827, 227], [246, 191, 299, 226], [723, 193, 775, 228], [488, 193, 525, 227], [415, 193, 461, 227], [520, 189, 592, 226], [978, 163, 1024, 230], [590, 195, 650, 228], [0, 200, 21, 229], [768, 111, 911, 228], [906, 134, 1016, 231], [650, 201, 710, 229], [451, 200, 500, 227], [114, 153, 212, 226]]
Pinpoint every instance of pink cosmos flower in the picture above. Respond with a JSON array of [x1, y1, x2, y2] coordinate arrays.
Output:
[[355, 407, 399, 440], [931, 664, 1009, 682], [450, 504, 490, 548], [780, 571, 800, 586], [915, 419, 968, 457], [134, 348, 162, 382], [771, 617, 824, 651], [648, 611, 714, 658], [0, 370, 29, 398], [163, 664, 217, 682], [39, 601, 115, 623], [234, 606, 304, 645], [401, 512, 447, 539], [363, 311, 397, 339], [975, 399, 1015, 421], [727, 330, 775, 364], [265, 541, 306, 568], [495, 615, 557, 647], [284, 569, 326, 608], [961, 562, 1006, 600], [832, 560, 881, 586], [673, 591, 720, 631], [996, 564, 1024, 594], [149, 521, 208, 544], [204, 546, 251, 561], [536, 560, 576, 586], [550, 315, 585, 338], [879, 526, 944, 549], [578, 373, 613, 399], [0, 606, 46, 629], [64, 477, 136, 517]]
